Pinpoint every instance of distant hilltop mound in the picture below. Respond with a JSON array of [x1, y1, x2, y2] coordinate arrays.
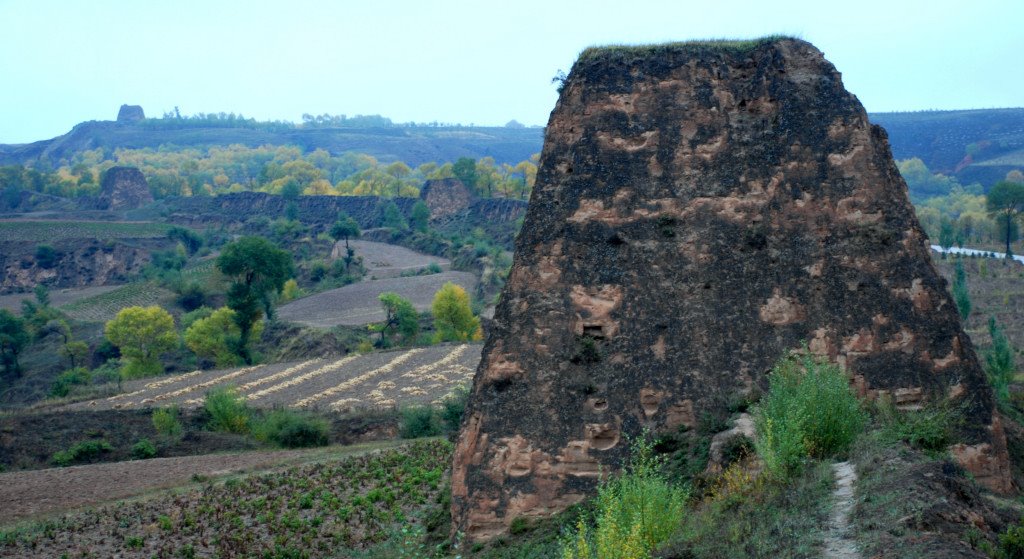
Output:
[[116, 104, 145, 123]]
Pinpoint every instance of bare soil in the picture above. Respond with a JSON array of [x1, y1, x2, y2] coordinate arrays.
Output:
[[338, 239, 450, 279], [277, 271, 477, 327]]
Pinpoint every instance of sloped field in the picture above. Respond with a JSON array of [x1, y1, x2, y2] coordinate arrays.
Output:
[[340, 239, 450, 279], [59, 281, 176, 322], [69, 344, 481, 412], [0, 220, 171, 242], [277, 271, 477, 327]]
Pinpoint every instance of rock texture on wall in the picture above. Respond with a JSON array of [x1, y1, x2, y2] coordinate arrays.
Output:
[[98, 167, 153, 210], [451, 38, 1011, 541]]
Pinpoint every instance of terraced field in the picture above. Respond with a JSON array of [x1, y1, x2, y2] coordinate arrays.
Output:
[[277, 271, 477, 327], [69, 344, 481, 412], [0, 220, 171, 242], [59, 281, 176, 322], [342, 240, 450, 279], [0, 285, 122, 312]]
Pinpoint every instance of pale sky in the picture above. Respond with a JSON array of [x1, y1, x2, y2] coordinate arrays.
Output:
[[1, 0, 1021, 144]]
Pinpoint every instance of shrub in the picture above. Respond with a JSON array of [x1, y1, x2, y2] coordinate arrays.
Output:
[[204, 386, 251, 434], [130, 439, 158, 459], [35, 244, 58, 268], [49, 367, 92, 398], [561, 433, 688, 559], [253, 409, 329, 448], [876, 400, 958, 452], [400, 405, 441, 439], [753, 351, 866, 480], [52, 439, 114, 466], [152, 406, 183, 437], [441, 385, 469, 433]]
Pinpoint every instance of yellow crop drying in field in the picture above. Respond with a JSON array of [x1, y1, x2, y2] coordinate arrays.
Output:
[[246, 355, 360, 402], [295, 350, 424, 409], [236, 359, 324, 394]]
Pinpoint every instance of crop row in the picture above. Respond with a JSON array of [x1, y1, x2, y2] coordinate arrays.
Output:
[[91, 344, 482, 412], [0, 439, 454, 558], [0, 220, 171, 242], [61, 282, 175, 322]]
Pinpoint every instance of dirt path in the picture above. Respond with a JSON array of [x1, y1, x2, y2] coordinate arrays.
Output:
[[824, 461, 861, 559], [0, 442, 398, 526]]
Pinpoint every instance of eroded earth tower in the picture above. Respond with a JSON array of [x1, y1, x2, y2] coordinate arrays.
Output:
[[451, 38, 1010, 541]]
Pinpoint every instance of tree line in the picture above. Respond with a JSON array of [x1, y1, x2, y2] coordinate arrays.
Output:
[[0, 146, 539, 203]]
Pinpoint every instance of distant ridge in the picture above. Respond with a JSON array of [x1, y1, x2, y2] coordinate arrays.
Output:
[[2, 108, 1022, 187]]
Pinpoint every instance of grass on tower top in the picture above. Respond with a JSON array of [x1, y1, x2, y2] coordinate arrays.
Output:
[[577, 35, 799, 64]]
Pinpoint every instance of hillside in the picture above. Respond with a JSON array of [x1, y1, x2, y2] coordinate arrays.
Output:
[[871, 108, 1024, 187], [0, 119, 544, 168], [3, 109, 1023, 193]]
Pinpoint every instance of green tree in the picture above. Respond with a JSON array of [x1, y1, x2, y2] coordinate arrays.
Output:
[[938, 218, 955, 258], [330, 213, 361, 251], [373, 292, 419, 346], [378, 200, 407, 230], [952, 259, 971, 321], [184, 307, 247, 368], [216, 237, 293, 363], [410, 200, 430, 233], [35, 244, 58, 269], [431, 282, 481, 342], [104, 306, 178, 379], [330, 213, 361, 271], [986, 317, 1016, 406], [0, 309, 29, 376], [987, 180, 1024, 257], [452, 157, 477, 190]]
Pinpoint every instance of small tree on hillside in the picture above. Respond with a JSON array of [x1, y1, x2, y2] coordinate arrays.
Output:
[[431, 282, 481, 343], [0, 309, 29, 377], [410, 200, 430, 233], [330, 213, 361, 271], [373, 292, 419, 347], [952, 259, 971, 321], [185, 307, 248, 368], [987, 180, 1024, 257], [105, 306, 178, 379]]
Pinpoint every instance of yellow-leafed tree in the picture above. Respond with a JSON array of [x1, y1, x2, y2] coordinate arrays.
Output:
[[104, 306, 178, 379]]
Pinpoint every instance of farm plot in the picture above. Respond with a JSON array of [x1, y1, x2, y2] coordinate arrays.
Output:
[[59, 281, 176, 322], [338, 240, 450, 279], [0, 285, 122, 312], [0, 220, 171, 242], [277, 271, 477, 328], [70, 344, 482, 412]]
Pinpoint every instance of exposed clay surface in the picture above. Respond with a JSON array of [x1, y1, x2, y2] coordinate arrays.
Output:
[[452, 38, 1010, 541]]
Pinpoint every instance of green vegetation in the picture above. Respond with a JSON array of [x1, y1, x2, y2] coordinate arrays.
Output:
[[203, 385, 251, 434], [953, 258, 972, 320], [561, 434, 688, 559], [52, 439, 114, 467], [876, 400, 958, 453], [0, 309, 29, 376], [372, 292, 420, 347], [985, 317, 1016, 408], [577, 35, 795, 64], [987, 180, 1024, 257], [252, 409, 329, 448], [130, 439, 158, 460], [218, 236, 294, 363], [0, 439, 452, 557], [752, 351, 867, 480], [152, 405, 183, 438], [184, 307, 246, 368], [48, 367, 91, 397], [431, 282, 481, 342], [104, 305, 178, 379]]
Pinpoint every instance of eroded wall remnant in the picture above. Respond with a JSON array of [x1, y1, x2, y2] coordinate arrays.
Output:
[[451, 37, 1011, 541]]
